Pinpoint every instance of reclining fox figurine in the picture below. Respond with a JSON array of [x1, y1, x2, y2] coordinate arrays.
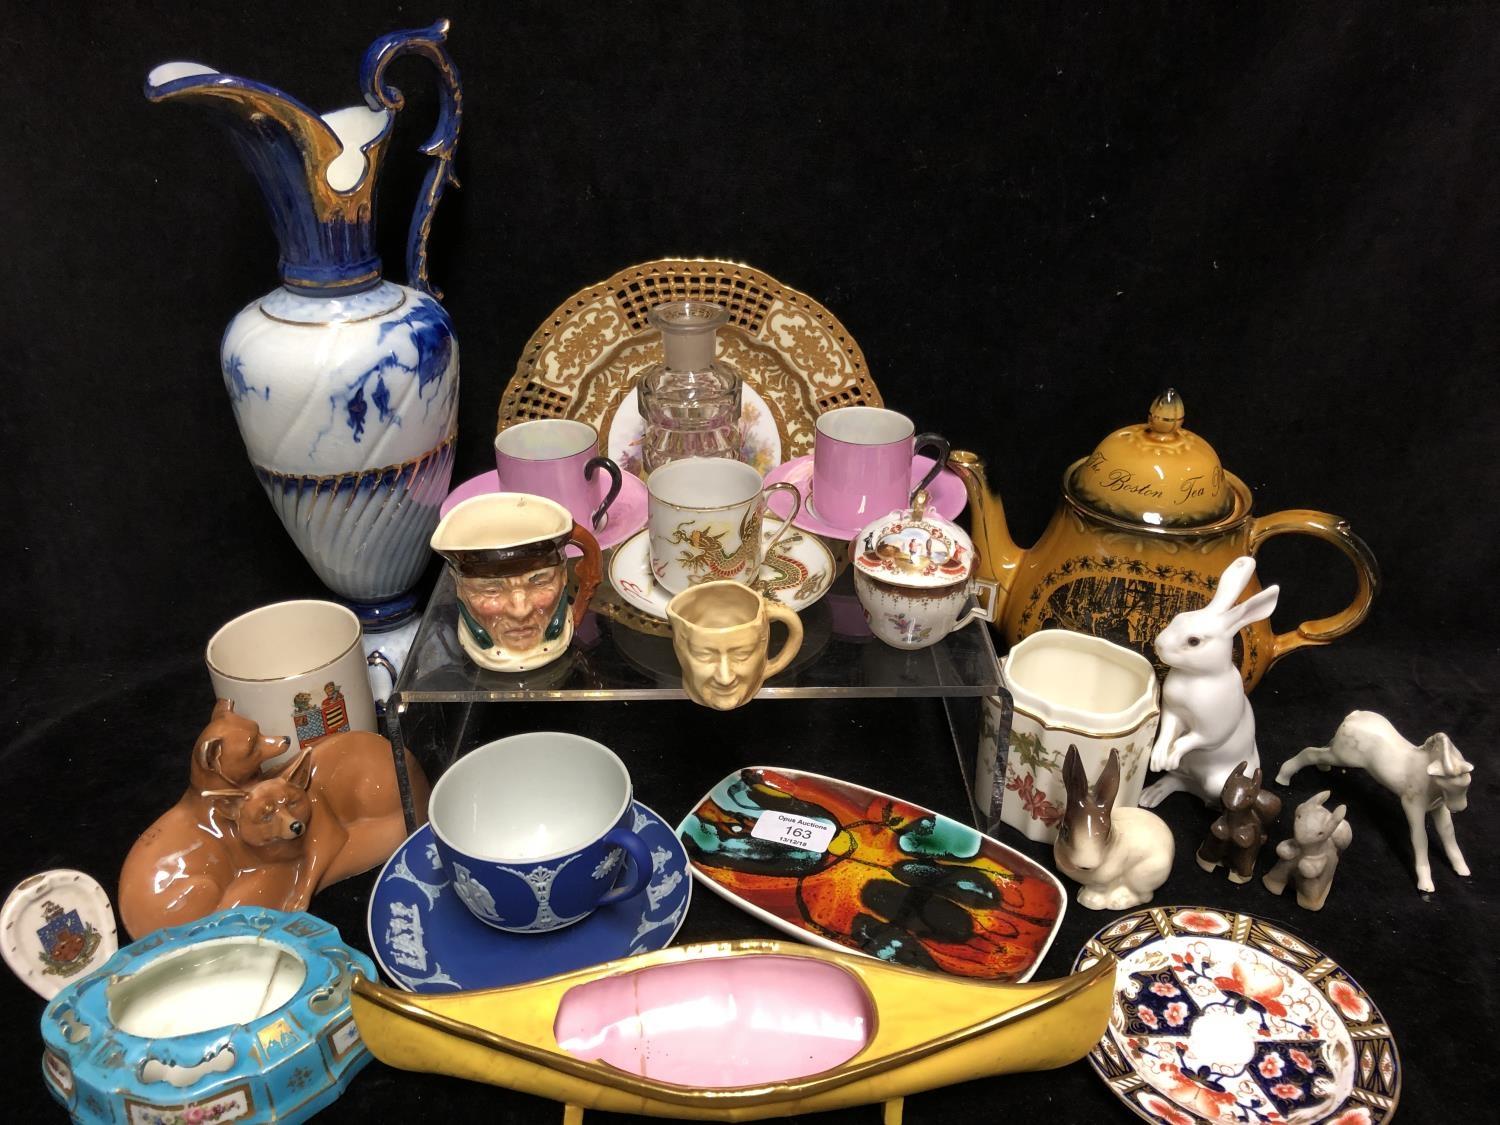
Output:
[[120, 699, 430, 938]]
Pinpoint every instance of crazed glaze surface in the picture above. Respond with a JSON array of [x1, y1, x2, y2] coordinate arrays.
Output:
[[555, 955, 873, 1087]]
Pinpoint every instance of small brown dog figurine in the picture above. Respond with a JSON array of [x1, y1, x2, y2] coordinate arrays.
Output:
[[1196, 761, 1282, 883], [119, 699, 430, 938], [1263, 791, 1353, 910]]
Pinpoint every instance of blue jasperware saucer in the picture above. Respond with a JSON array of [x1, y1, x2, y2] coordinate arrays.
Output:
[[368, 801, 691, 992]]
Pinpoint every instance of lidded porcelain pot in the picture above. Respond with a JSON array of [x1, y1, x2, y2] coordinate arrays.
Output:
[[852, 491, 997, 650]]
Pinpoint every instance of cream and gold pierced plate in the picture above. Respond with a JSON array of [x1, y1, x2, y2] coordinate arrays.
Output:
[[498, 258, 883, 477]]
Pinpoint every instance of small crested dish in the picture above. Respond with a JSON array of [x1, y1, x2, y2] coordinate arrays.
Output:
[[609, 518, 836, 620], [369, 801, 690, 992], [678, 767, 1066, 982], [442, 468, 648, 551], [1076, 906, 1400, 1124], [762, 453, 968, 540], [2, 870, 118, 999]]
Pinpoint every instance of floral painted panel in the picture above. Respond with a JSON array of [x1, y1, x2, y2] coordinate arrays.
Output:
[[1077, 907, 1400, 1125], [680, 768, 1064, 981]]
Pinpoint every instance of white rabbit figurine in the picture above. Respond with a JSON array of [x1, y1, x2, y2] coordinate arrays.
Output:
[[1140, 556, 1279, 808], [1055, 745, 1174, 910]]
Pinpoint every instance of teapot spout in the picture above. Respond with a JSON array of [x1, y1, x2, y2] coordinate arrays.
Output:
[[145, 62, 392, 292], [948, 451, 1024, 605]]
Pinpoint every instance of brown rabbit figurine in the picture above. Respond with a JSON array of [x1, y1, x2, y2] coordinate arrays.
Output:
[[1197, 761, 1282, 883], [1054, 745, 1175, 910], [1263, 791, 1352, 910]]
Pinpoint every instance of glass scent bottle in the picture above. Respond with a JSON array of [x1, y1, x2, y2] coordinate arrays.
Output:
[[638, 301, 743, 473]]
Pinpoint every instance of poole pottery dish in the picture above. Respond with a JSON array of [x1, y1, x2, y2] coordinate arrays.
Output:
[[2, 870, 117, 999], [442, 469, 649, 551], [369, 802, 690, 991], [609, 518, 836, 619], [1076, 906, 1400, 1125], [678, 768, 1066, 981], [497, 258, 883, 475], [351, 938, 1116, 1122], [41, 907, 373, 1125], [763, 452, 968, 540]]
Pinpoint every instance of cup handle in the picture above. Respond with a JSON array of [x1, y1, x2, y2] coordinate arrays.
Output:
[[758, 481, 803, 563], [585, 456, 623, 530], [763, 602, 805, 679], [953, 578, 1000, 629], [366, 650, 399, 693], [1247, 509, 1380, 671], [567, 521, 604, 627], [596, 827, 654, 905], [911, 432, 951, 500]]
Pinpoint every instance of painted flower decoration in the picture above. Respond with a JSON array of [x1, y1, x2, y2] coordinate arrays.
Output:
[[1259, 1052, 1285, 1078], [1271, 1082, 1304, 1100], [1328, 977, 1371, 1022], [1136, 1003, 1160, 1029], [1175, 910, 1229, 934], [1214, 958, 1289, 1017], [1150, 981, 1181, 997], [1139, 1093, 1195, 1125], [1163, 1001, 1190, 1027], [1006, 772, 1064, 827], [1329, 1108, 1373, 1125], [1290, 1047, 1316, 1072]]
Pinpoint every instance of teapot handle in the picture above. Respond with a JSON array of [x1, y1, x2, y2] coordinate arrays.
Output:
[[1247, 509, 1380, 670], [361, 20, 463, 298]]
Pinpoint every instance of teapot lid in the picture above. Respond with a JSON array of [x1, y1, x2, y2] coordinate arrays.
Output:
[[852, 491, 978, 589], [1069, 390, 1233, 526]]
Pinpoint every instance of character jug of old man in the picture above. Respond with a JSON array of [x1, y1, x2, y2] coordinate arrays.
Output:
[[948, 390, 1380, 690]]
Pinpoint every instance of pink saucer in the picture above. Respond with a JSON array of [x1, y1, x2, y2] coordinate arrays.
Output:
[[762, 454, 968, 541], [441, 469, 649, 551]]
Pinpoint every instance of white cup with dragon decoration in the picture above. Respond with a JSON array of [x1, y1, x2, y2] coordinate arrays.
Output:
[[646, 457, 802, 596]]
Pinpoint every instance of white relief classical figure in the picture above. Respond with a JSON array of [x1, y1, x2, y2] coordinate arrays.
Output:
[[645, 870, 683, 912], [385, 903, 428, 971], [451, 863, 502, 924]]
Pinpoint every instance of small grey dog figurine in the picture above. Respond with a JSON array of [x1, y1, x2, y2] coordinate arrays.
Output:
[[1263, 791, 1352, 911]]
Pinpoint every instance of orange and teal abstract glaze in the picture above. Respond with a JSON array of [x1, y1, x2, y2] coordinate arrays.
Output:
[[680, 768, 1065, 980]]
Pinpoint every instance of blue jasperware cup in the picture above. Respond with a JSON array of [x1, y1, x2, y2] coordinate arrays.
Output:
[[427, 733, 653, 933]]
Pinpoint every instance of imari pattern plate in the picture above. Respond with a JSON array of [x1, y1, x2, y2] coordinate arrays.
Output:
[[1075, 907, 1400, 1125]]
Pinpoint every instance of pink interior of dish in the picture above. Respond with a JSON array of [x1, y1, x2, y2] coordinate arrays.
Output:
[[553, 955, 874, 1087]]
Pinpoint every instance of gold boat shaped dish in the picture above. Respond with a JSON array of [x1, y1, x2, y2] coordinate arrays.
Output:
[[352, 938, 1116, 1122]]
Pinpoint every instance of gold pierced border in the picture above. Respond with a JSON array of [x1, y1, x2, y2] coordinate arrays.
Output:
[[496, 257, 881, 457]]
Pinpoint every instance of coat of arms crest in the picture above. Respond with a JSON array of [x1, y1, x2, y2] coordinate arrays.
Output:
[[37, 900, 101, 978]]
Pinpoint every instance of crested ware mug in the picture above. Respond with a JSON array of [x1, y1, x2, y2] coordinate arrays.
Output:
[[811, 407, 949, 530], [430, 493, 602, 673], [984, 630, 1160, 844], [206, 600, 383, 757], [495, 419, 623, 532], [647, 457, 802, 596], [667, 580, 804, 710], [426, 733, 653, 932]]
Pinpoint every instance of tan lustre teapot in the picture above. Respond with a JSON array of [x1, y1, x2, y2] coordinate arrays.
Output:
[[950, 390, 1379, 691]]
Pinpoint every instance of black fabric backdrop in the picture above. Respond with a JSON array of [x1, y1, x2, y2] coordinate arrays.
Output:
[[2, 2, 1497, 1122]]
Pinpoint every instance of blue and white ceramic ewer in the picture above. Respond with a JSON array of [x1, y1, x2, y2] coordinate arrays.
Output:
[[147, 22, 462, 626]]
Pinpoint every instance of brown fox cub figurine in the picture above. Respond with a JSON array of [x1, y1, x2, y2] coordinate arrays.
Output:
[[119, 699, 430, 938]]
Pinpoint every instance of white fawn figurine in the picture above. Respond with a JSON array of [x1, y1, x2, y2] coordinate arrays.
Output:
[[1141, 556, 1278, 808], [1277, 710, 1472, 893], [1055, 745, 1174, 910]]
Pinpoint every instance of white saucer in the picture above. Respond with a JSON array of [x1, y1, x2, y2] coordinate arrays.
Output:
[[609, 518, 837, 620]]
